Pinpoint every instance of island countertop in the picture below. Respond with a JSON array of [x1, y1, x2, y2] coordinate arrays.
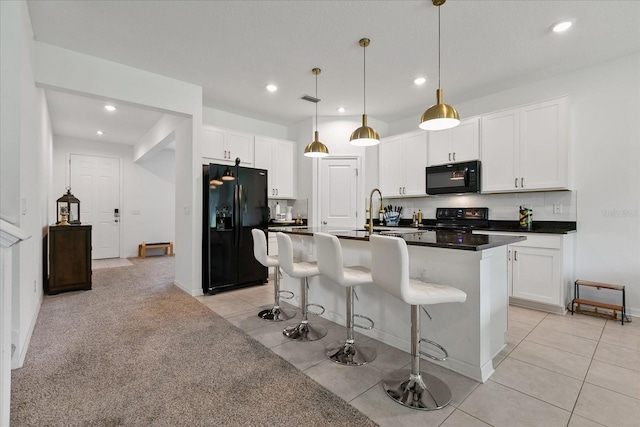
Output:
[[268, 226, 525, 251]]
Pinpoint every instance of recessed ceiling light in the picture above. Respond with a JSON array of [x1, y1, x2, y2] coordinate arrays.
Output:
[[96, 130, 105, 135], [337, 107, 346, 113], [266, 84, 278, 92], [552, 20, 573, 33], [104, 105, 116, 112], [414, 77, 427, 85]]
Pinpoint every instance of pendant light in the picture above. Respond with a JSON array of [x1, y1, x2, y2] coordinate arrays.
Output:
[[222, 165, 235, 181], [419, 0, 460, 131], [350, 38, 380, 146], [211, 169, 223, 186], [304, 68, 329, 158]]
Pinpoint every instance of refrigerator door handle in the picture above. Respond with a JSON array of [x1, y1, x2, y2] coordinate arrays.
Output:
[[235, 184, 243, 246]]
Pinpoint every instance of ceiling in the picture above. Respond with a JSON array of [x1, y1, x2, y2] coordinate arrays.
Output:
[[28, 0, 640, 145]]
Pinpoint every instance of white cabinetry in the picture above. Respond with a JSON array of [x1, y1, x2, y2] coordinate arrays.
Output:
[[254, 136, 295, 199], [481, 96, 569, 193], [427, 117, 479, 166], [202, 125, 254, 166], [476, 231, 575, 314], [379, 130, 427, 197]]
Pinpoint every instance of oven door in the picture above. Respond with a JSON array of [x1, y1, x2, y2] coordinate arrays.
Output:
[[426, 161, 480, 195]]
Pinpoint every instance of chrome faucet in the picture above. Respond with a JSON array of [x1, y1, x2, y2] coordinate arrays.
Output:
[[366, 188, 384, 234]]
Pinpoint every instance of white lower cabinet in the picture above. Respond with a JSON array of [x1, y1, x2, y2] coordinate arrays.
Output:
[[476, 231, 575, 314]]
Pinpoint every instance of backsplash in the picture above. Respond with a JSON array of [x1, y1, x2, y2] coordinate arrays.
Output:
[[388, 190, 576, 222]]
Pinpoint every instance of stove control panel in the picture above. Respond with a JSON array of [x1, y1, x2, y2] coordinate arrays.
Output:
[[436, 207, 489, 221]]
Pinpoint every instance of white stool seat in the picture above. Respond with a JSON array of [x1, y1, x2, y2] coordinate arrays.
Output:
[[314, 232, 376, 366], [251, 229, 295, 322], [405, 280, 467, 306], [370, 234, 466, 410], [277, 232, 327, 341]]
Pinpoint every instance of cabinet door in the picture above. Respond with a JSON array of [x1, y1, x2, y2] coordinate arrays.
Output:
[[403, 131, 428, 196], [254, 137, 274, 194], [379, 136, 404, 196], [273, 140, 294, 198], [202, 126, 227, 161], [519, 97, 568, 190], [511, 246, 561, 305], [451, 117, 479, 163], [427, 129, 452, 166], [227, 131, 254, 166], [481, 109, 519, 193]]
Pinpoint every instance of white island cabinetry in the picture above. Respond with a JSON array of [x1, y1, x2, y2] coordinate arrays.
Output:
[[254, 136, 295, 199], [202, 125, 254, 166], [481, 96, 569, 193], [379, 130, 427, 197]]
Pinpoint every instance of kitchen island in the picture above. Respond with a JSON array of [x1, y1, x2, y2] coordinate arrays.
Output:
[[269, 226, 525, 382]]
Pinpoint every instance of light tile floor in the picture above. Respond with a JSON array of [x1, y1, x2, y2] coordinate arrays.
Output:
[[195, 281, 640, 427]]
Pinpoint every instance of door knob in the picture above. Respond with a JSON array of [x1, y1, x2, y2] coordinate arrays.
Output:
[[322, 221, 327, 225]]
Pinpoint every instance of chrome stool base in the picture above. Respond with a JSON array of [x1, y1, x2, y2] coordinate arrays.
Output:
[[258, 306, 296, 321], [325, 341, 377, 366], [383, 369, 452, 410], [283, 322, 327, 341]]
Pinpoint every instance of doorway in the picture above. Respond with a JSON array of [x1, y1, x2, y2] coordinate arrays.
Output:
[[319, 156, 361, 229], [70, 154, 121, 259]]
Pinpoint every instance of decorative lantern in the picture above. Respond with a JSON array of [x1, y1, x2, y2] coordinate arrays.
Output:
[[56, 187, 81, 224]]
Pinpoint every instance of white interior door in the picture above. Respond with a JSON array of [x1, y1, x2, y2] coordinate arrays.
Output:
[[70, 154, 120, 259], [320, 157, 359, 229]]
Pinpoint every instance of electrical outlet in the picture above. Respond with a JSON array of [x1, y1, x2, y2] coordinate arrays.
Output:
[[553, 204, 562, 214]]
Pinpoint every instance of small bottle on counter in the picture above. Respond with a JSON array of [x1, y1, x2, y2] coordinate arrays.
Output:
[[412, 210, 418, 227], [275, 202, 280, 219], [417, 209, 423, 224]]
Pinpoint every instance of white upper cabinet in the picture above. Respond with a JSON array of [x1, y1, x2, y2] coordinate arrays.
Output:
[[427, 117, 479, 166], [379, 130, 427, 197], [202, 125, 254, 166], [481, 96, 569, 193], [254, 136, 295, 199]]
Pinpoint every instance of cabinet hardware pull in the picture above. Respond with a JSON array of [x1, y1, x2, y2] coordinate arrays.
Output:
[[399, 187, 402, 194], [515, 177, 518, 188], [508, 250, 511, 261], [452, 152, 456, 161], [448, 153, 451, 161], [514, 250, 518, 261], [275, 189, 278, 195], [521, 177, 524, 188]]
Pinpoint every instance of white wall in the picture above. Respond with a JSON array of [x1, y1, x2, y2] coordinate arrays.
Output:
[[52, 137, 175, 258], [203, 106, 289, 139], [388, 53, 640, 315], [0, 3, 50, 407]]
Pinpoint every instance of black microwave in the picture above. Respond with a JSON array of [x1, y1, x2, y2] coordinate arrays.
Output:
[[426, 160, 481, 195]]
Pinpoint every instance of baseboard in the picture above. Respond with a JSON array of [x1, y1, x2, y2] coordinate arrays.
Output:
[[11, 292, 42, 370], [173, 280, 203, 297]]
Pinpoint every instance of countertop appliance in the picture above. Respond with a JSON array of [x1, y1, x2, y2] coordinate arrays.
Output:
[[202, 162, 269, 294], [421, 207, 489, 232], [426, 160, 481, 195]]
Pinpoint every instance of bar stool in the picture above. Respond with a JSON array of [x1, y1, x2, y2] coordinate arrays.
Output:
[[251, 229, 295, 321], [314, 232, 377, 366], [369, 234, 467, 410], [276, 232, 327, 341]]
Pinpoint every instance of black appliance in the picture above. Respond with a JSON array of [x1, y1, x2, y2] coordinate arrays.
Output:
[[202, 160, 269, 294], [421, 207, 489, 232], [426, 160, 481, 195]]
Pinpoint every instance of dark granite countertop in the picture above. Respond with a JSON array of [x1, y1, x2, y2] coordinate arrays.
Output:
[[269, 226, 526, 251], [383, 219, 576, 234]]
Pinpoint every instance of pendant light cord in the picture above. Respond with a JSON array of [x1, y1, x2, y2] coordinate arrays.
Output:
[[438, 4, 441, 89], [363, 43, 367, 114], [315, 73, 318, 132]]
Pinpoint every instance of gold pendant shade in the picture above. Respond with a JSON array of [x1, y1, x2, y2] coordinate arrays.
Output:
[[304, 68, 330, 158], [419, 0, 460, 131], [350, 38, 380, 146]]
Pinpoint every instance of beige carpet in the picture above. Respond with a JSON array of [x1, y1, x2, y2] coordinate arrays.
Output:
[[11, 257, 376, 426]]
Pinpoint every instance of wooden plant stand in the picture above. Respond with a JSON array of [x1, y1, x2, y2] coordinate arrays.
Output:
[[571, 280, 628, 325], [138, 242, 174, 258]]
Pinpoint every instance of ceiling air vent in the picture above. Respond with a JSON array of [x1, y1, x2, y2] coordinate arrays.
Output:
[[301, 94, 321, 103]]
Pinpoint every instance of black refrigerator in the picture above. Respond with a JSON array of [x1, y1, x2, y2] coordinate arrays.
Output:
[[202, 161, 269, 294]]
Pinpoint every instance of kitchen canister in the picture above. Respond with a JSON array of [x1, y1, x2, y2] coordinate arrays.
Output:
[[519, 206, 533, 230]]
